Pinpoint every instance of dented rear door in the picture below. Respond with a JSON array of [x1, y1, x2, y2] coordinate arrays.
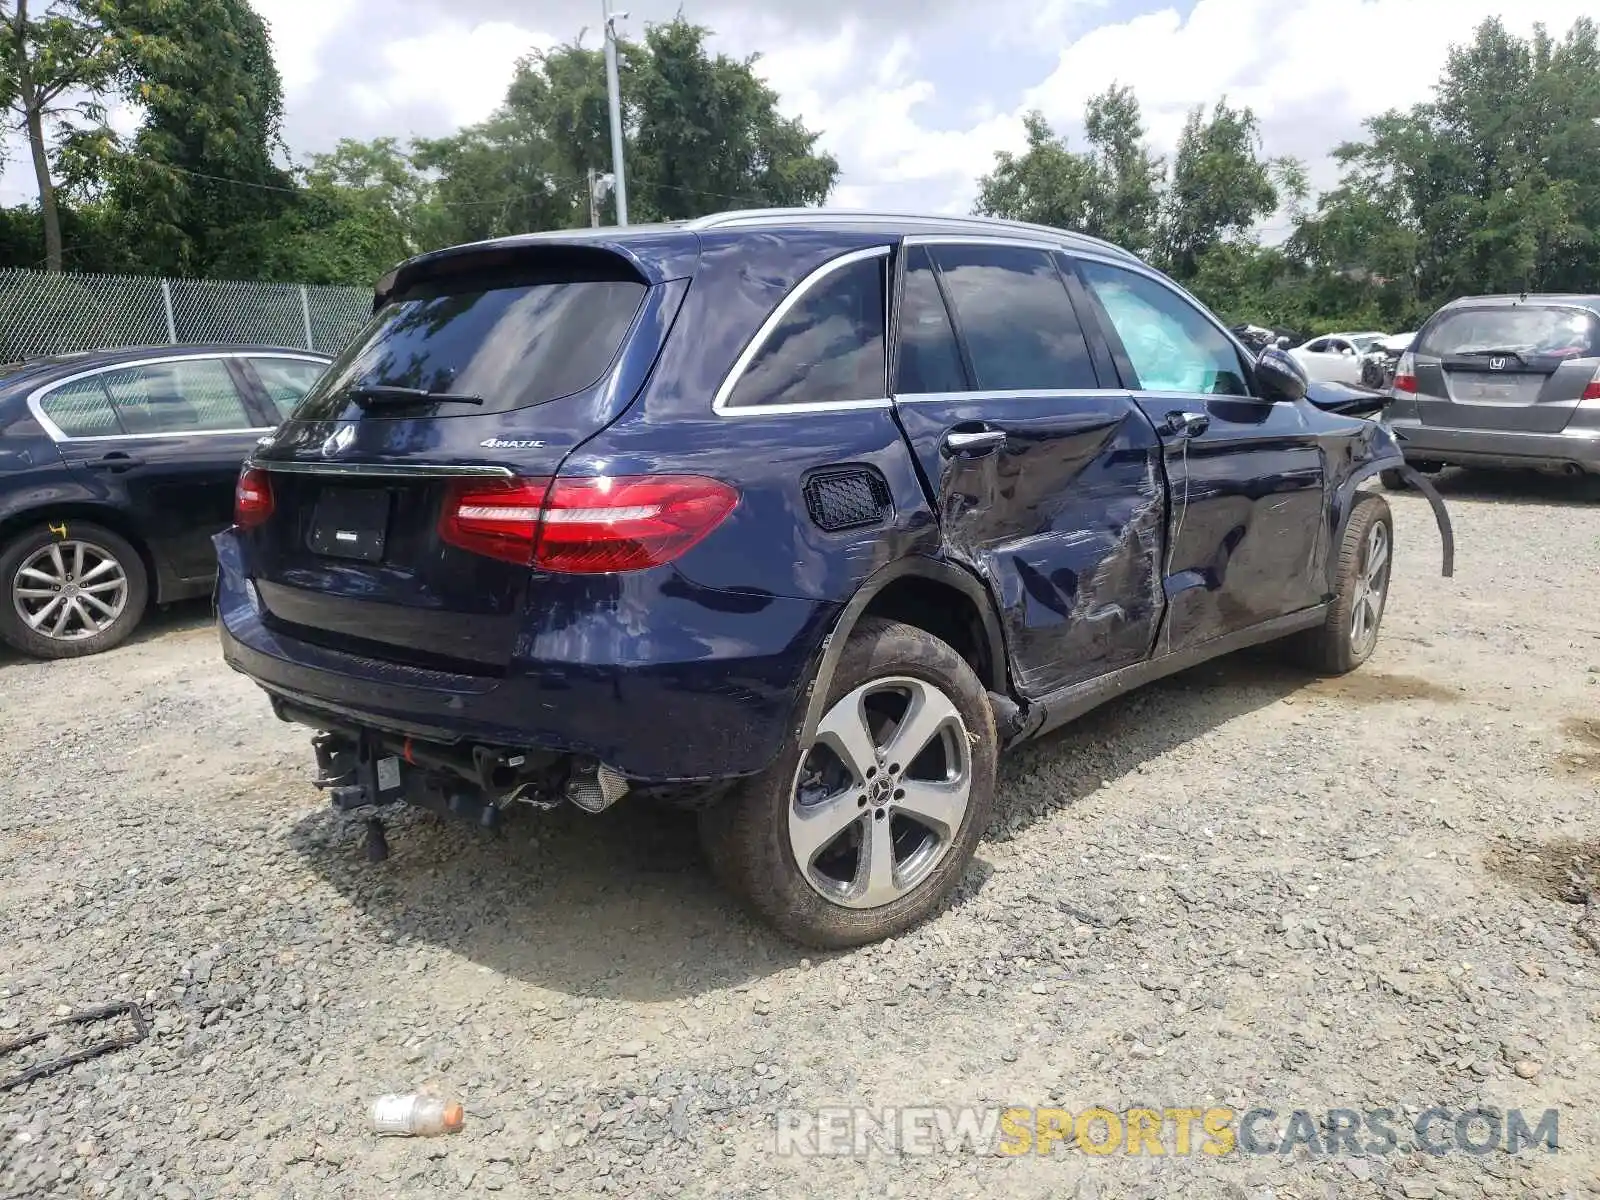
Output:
[[889, 239, 1165, 700], [1070, 255, 1327, 651]]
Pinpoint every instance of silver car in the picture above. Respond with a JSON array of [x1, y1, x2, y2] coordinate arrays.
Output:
[[1382, 294, 1600, 480]]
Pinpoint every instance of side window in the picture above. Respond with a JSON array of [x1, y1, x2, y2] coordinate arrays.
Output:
[[101, 359, 255, 434], [894, 245, 968, 394], [929, 244, 1097, 391], [251, 357, 328, 421], [1328, 339, 1352, 356], [1305, 338, 1330, 354], [725, 253, 887, 408], [1077, 260, 1250, 396], [39, 377, 123, 438]]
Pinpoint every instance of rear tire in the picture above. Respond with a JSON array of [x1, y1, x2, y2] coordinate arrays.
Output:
[[0, 522, 148, 659], [1288, 494, 1393, 675], [1379, 468, 1409, 491], [698, 617, 997, 949]]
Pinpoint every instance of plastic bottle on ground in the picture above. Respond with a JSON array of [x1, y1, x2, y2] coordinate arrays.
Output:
[[369, 1093, 465, 1136]]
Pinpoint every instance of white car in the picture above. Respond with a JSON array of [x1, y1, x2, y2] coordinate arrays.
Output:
[[1289, 331, 1388, 385]]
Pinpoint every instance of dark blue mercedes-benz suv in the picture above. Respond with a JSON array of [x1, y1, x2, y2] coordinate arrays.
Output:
[[216, 209, 1454, 948]]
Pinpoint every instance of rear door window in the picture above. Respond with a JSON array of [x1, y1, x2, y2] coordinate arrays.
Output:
[[1419, 306, 1600, 360], [894, 245, 968, 395], [928, 244, 1098, 391], [294, 272, 648, 420], [725, 252, 888, 409], [100, 359, 257, 434]]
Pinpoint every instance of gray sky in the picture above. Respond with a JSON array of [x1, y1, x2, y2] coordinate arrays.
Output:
[[3, 0, 1594, 233]]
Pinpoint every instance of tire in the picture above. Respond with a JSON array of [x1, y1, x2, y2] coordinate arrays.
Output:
[[0, 522, 149, 659], [1379, 468, 1409, 491], [698, 617, 998, 949], [1289, 494, 1393, 675]]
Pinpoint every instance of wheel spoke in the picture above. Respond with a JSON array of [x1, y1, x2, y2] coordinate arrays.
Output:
[[79, 556, 118, 583], [26, 595, 63, 630], [892, 777, 969, 839], [1366, 531, 1389, 584], [813, 691, 877, 786], [82, 577, 124, 595], [66, 597, 96, 632], [50, 598, 72, 636], [19, 565, 58, 586], [48, 543, 67, 579], [78, 590, 117, 619], [883, 681, 961, 769], [16, 586, 58, 600], [789, 794, 865, 865], [72, 542, 85, 579], [851, 814, 901, 907]]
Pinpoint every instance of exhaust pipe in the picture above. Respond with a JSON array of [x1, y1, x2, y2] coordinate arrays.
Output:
[[565, 760, 630, 814]]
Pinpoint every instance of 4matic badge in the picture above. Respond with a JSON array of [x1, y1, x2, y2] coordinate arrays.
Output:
[[480, 437, 546, 449]]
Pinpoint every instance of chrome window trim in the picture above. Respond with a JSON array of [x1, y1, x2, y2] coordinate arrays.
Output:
[[711, 245, 892, 415], [895, 389, 1111, 404], [899, 233, 1067, 254], [25, 350, 311, 443], [250, 459, 515, 479]]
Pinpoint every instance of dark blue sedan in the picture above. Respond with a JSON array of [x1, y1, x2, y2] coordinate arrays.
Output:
[[0, 343, 331, 658]]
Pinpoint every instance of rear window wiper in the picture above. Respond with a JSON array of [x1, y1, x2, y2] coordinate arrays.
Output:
[[347, 384, 485, 407]]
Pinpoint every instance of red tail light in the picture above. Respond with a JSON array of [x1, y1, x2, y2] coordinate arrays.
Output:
[[234, 467, 274, 529], [1392, 351, 1418, 394], [440, 475, 739, 572], [1583, 367, 1600, 401], [439, 477, 551, 565]]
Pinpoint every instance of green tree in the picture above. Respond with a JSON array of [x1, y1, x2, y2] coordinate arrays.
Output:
[[0, 0, 119, 272], [1157, 99, 1280, 280], [1304, 17, 1600, 315], [974, 86, 1162, 254], [418, 18, 838, 245], [89, 0, 293, 277]]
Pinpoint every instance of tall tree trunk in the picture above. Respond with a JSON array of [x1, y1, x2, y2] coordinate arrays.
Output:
[[12, 1, 62, 273]]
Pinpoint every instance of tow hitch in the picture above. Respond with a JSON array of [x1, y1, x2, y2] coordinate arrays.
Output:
[[303, 726, 631, 861]]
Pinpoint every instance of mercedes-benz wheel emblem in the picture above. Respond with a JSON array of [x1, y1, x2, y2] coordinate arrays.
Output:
[[322, 425, 356, 457]]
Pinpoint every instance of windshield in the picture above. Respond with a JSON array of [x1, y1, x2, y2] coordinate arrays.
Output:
[[290, 277, 648, 420], [1349, 335, 1383, 353], [1419, 306, 1600, 360]]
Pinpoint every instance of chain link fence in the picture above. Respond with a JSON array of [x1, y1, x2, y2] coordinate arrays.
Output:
[[0, 268, 374, 363]]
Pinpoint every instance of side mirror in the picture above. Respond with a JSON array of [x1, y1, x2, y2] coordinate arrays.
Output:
[[1256, 346, 1309, 403], [1275, 336, 1291, 349]]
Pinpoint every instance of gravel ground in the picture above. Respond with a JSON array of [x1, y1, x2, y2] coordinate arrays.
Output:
[[4, 471, 1600, 1200]]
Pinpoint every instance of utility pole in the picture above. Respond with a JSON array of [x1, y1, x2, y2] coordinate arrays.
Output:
[[602, 0, 629, 225]]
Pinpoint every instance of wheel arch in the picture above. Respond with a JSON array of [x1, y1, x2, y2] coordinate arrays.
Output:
[[794, 555, 1012, 751], [0, 503, 164, 604]]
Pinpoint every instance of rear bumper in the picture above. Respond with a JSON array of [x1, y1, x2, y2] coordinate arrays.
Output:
[[1387, 418, 1600, 472], [214, 532, 837, 784]]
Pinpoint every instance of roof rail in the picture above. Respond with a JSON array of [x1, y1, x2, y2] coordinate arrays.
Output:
[[682, 208, 1142, 263]]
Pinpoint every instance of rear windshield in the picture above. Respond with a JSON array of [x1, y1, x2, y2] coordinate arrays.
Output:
[[290, 275, 647, 419], [1419, 306, 1600, 360]]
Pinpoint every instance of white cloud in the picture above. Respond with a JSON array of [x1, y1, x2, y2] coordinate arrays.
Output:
[[344, 21, 555, 128]]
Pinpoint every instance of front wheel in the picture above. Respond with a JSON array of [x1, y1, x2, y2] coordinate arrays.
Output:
[[0, 523, 148, 659], [699, 617, 997, 949], [1288, 494, 1393, 675]]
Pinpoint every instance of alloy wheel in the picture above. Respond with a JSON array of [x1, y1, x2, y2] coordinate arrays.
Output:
[[1349, 520, 1390, 656], [788, 675, 972, 910], [11, 539, 130, 642]]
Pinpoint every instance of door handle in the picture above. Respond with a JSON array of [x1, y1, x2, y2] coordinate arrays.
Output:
[[942, 428, 1007, 456], [1162, 411, 1210, 439], [85, 452, 145, 472]]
